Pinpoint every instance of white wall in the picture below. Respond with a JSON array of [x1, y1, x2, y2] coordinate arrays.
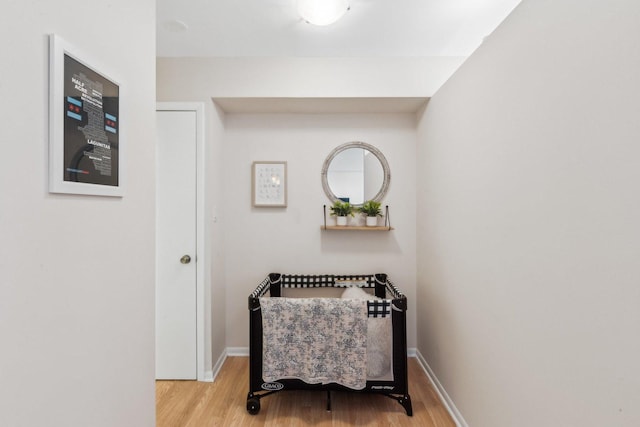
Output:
[[157, 57, 445, 356], [207, 105, 228, 368], [0, 2, 156, 426], [157, 57, 464, 98], [222, 113, 418, 348], [417, 0, 640, 426]]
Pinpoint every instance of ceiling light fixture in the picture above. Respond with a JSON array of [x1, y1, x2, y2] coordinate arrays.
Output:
[[297, 0, 350, 26]]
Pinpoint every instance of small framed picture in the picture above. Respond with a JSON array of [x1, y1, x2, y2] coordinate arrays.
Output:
[[252, 161, 287, 207], [49, 34, 123, 197]]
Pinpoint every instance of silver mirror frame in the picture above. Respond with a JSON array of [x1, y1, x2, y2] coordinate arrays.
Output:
[[321, 141, 391, 206]]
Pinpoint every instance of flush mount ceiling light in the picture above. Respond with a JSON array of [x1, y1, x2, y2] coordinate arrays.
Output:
[[297, 0, 350, 26]]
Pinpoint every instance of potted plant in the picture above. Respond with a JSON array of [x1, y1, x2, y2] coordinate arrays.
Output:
[[358, 200, 382, 227], [330, 200, 354, 226]]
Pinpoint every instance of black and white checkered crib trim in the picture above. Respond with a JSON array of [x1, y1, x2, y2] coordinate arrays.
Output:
[[367, 300, 391, 318], [278, 274, 376, 289], [249, 274, 406, 314]]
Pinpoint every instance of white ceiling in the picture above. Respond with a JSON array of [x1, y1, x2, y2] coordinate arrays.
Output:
[[157, 0, 522, 58]]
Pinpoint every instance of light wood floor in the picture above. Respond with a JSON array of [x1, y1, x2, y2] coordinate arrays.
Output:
[[156, 357, 455, 426]]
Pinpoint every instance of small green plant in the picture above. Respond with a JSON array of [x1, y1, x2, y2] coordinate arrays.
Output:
[[330, 200, 354, 217], [358, 200, 382, 217]]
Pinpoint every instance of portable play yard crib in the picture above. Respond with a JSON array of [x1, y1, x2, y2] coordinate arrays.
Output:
[[247, 273, 412, 416]]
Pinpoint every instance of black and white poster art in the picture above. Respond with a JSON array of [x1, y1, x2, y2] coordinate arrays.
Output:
[[49, 35, 123, 196]]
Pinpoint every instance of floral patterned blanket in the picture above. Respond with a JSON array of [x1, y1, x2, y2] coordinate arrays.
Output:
[[260, 297, 368, 390]]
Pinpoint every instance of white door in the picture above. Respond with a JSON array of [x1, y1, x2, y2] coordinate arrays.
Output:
[[156, 110, 197, 379]]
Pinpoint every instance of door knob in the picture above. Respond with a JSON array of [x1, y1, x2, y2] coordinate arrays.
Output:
[[180, 255, 191, 264]]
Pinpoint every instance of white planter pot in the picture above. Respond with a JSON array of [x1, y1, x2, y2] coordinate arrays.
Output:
[[336, 216, 348, 226], [366, 216, 378, 227]]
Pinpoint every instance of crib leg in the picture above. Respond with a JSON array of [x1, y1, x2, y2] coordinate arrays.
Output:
[[399, 394, 413, 416], [326, 390, 332, 411]]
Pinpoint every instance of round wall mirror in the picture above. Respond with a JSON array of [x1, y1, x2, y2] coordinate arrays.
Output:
[[321, 141, 390, 206]]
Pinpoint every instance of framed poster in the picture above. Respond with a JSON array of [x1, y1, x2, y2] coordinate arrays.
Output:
[[49, 34, 124, 196], [252, 161, 287, 207]]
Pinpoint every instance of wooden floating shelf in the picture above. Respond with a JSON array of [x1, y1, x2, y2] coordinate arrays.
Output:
[[322, 205, 393, 231], [321, 226, 394, 231]]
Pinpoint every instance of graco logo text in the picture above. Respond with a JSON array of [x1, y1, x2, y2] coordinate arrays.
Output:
[[261, 382, 284, 391]]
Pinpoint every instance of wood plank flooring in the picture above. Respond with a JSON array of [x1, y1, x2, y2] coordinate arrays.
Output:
[[157, 357, 455, 426]]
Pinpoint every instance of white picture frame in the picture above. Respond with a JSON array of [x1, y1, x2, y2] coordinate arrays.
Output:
[[49, 34, 124, 197], [252, 161, 287, 207]]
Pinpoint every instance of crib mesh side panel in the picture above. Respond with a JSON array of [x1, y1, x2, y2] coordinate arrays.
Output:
[[333, 274, 376, 287]]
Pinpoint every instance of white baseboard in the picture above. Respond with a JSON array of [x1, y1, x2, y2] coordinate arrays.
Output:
[[204, 347, 248, 383], [415, 350, 468, 427], [208, 349, 229, 383], [225, 347, 249, 357]]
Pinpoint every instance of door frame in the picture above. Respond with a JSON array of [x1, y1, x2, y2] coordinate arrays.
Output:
[[156, 102, 209, 381]]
